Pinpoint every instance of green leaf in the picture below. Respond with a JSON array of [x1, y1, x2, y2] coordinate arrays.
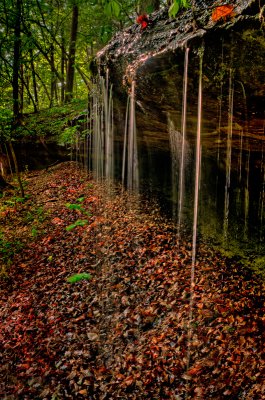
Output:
[[182, 0, 190, 9], [146, 5, 155, 14], [111, 0, 120, 18], [65, 203, 84, 211], [66, 219, 88, 231], [67, 272, 92, 283], [169, 1, 180, 18], [168, 0, 190, 18], [104, 0, 120, 18]]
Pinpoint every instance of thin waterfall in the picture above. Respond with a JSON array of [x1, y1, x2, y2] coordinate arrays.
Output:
[[168, 119, 182, 219], [91, 75, 114, 182], [127, 80, 139, 192], [122, 96, 130, 186], [178, 46, 190, 236], [223, 68, 234, 242], [186, 47, 203, 371], [92, 87, 104, 180], [215, 39, 224, 205], [103, 71, 114, 180], [237, 80, 248, 183], [243, 148, 250, 240], [259, 139, 265, 242]]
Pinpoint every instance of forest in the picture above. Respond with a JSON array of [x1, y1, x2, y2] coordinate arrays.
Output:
[[1, 1, 265, 399]]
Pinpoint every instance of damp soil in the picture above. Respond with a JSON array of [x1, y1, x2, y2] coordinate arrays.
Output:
[[0, 162, 264, 399]]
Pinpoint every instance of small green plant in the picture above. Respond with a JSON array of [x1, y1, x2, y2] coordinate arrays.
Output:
[[65, 197, 91, 216], [0, 232, 24, 267], [66, 219, 88, 231], [67, 272, 92, 283], [65, 202, 85, 212], [25, 205, 46, 224], [31, 227, 38, 237], [65, 197, 91, 231]]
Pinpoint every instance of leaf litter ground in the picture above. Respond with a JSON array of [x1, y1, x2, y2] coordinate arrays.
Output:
[[0, 162, 264, 399]]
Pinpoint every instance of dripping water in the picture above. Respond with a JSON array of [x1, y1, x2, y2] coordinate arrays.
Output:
[[122, 96, 130, 186], [237, 80, 248, 183], [243, 146, 250, 241], [186, 47, 203, 371], [124, 80, 139, 192], [168, 119, 183, 219], [223, 68, 234, 243], [178, 46, 190, 239], [103, 70, 114, 181], [91, 74, 114, 182], [215, 39, 224, 205], [259, 135, 265, 242]]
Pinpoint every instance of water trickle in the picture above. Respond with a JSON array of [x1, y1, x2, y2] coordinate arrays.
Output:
[[178, 46, 190, 235], [90, 74, 114, 182], [223, 68, 234, 242], [91, 87, 103, 180], [237, 80, 248, 183], [187, 47, 204, 370], [168, 119, 183, 219], [243, 148, 250, 240], [215, 40, 224, 205], [103, 71, 114, 181], [259, 141, 265, 242], [123, 80, 139, 192], [122, 97, 130, 186]]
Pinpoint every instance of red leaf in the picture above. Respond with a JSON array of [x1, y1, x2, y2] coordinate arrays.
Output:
[[212, 5, 234, 22], [136, 14, 149, 30]]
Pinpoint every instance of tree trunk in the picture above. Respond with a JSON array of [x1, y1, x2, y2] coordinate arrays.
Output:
[[8, 141, 24, 198], [65, 4, 78, 103], [61, 33, 66, 104], [30, 49, 39, 112], [13, 0, 22, 122], [11, 0, 24, 198], [50, 44, 57, 107]]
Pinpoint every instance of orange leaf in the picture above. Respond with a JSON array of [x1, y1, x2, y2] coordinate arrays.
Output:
[[212, 5, 234, 22], [79, 389, 88, 395], [187, 366, 203, 376], [51, 217, 64, 225]]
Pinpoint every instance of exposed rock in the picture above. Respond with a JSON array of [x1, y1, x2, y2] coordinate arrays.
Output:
[[97, 0, 262, 88], [97, 1, 264, 154]]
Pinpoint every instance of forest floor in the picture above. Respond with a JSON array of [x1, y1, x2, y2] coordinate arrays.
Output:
[[0, 162, 264, 400]]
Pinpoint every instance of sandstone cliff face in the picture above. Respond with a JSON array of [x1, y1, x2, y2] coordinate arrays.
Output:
[[94, 1, 264, 253], [97, 0, 264, 154]]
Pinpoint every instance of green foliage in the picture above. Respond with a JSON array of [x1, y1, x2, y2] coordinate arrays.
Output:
[[0, 232, 24, 267], [25, 206, 46, 224], [103, 0, 121, 18], [66, 202, 85, 212], [168, 0, 190, 18], [0, 109, 12, 141], [66, 272, 92, 283], [65, 196, 91, 217], [66, 219, 88, 231], [59, 126, 78, 146], [31, 227, 38, 237]]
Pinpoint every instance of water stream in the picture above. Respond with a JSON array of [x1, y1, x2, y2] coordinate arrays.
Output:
[[88, 33, 264, 276]]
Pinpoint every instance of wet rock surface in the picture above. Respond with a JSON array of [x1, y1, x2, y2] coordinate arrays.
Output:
[[97, 0, 264, 153]]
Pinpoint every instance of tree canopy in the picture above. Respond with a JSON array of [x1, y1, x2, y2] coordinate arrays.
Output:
[[0, 1, 174, 121]]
